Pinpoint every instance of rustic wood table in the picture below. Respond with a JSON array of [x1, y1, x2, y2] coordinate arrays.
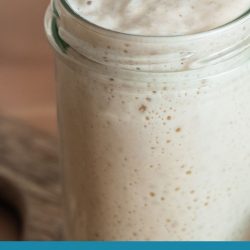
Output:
[[0, 117, 63, 240]]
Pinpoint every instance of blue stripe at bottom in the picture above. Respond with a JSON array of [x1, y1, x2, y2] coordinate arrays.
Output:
[[0, 242, 250, 250]]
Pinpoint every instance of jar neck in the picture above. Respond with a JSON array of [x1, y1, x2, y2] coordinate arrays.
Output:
[[52, 0, 250, 73]]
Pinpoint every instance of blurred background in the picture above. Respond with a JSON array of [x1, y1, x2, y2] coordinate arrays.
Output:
[[0, 0, 56, 134], [0, 0, 58, 240]]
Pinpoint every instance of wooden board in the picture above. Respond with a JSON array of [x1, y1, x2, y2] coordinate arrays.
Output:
[[0, 116, 63, 240]]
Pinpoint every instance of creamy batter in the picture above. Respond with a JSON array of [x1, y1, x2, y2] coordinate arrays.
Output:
[[68, 0, 250, 35], [45, 0, 250, 241]]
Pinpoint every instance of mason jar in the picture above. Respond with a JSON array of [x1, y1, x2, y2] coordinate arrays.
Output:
[[45, 0, 250, 241]]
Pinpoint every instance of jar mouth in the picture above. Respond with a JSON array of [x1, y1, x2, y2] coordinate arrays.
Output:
[[62, 0, 250, 39], [49, 0, 250, 73]]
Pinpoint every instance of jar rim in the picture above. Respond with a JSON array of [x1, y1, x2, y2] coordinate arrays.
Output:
[[45, 5, 250, 79], [61, 0, 250, 39]]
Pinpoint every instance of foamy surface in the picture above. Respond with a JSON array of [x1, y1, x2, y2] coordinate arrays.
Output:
[[67, 0, 250, 35]]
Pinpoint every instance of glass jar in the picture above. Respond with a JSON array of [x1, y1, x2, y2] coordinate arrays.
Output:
[[45, 0, 250, 241]]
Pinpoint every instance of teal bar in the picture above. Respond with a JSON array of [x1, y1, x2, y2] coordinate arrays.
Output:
[[0, 242, 250, 250]]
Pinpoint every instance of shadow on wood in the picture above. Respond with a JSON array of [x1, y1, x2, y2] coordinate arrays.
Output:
[[0, 116, 63, 240]]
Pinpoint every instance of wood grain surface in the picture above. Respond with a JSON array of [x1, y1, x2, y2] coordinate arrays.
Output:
[[0, 117, 63, 240]]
